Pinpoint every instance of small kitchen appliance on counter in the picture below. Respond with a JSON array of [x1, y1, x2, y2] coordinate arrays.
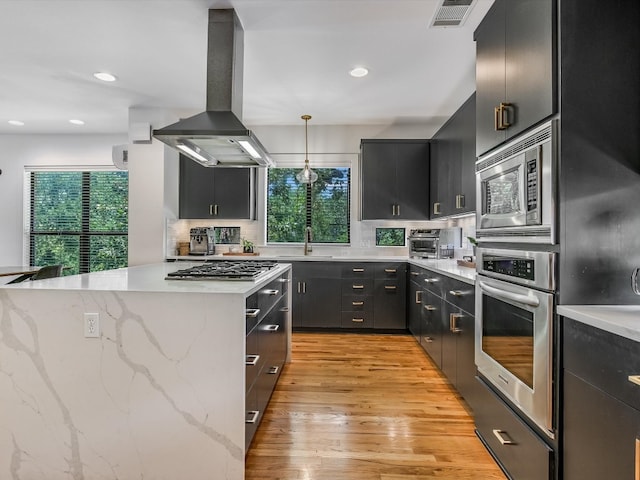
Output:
[[189, 227, 215, 255], [408, 228, 462, 259]]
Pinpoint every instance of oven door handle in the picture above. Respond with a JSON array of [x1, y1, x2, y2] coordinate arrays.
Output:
[[478, 281, 540, 307]]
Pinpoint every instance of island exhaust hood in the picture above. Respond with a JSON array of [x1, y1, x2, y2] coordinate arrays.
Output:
[[153, 9, 274, 167]]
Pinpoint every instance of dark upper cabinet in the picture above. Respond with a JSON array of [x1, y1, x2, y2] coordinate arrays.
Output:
[[360, 140, 430, 220], [430, 93, 476, 219], [178, 154, 256, 219], [475, 0, 555, 156]]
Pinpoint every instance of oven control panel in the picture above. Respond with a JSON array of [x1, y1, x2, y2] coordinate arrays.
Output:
[[483, 257, 535, 281]]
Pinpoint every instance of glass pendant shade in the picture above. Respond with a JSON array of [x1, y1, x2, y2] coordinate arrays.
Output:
[[296, 114, 318, 184]]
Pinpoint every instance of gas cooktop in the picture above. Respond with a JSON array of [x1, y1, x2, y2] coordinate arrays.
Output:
[[166, 260, 278, 281]]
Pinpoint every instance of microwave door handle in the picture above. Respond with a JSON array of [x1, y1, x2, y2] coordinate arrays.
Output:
[[478, 281, 540, 308]]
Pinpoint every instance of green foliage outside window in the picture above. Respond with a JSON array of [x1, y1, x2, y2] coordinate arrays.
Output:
[[267, 167, 350, 243], [30, 171, 128, 274]]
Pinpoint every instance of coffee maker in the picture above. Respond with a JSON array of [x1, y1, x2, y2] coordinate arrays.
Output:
[[189, 227, 215, 255]]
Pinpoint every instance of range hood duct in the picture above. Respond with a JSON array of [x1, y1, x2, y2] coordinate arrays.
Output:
[[153, 9, 273, 167]]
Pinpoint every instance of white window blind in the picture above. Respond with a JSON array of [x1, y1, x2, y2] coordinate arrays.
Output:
[[26, 170, 128, 274]]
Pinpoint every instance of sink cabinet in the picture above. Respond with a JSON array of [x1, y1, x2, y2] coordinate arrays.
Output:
[[291, 262, 342, 329], [179, 154, 256, 219], [475, 0, 555, 156], [562, 318, 640, 480], [360, 140, 430, 220]]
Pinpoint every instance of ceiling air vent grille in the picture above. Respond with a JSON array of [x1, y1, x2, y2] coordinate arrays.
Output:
[[430, 0, 476, 27]]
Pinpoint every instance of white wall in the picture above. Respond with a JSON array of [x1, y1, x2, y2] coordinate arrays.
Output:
[[0, 134, 126, 266]]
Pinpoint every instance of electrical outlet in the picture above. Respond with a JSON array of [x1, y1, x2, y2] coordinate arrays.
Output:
[[84, 313, 100, 338]]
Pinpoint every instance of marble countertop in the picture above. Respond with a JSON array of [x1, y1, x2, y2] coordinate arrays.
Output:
[[167, 254, 477, 284], [558, 305, 640, 343], [1, 262, 292, 296]]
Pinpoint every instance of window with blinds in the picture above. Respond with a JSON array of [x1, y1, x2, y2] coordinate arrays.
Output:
[[266, 167, 350, 244], [27, 170, 128, 274]]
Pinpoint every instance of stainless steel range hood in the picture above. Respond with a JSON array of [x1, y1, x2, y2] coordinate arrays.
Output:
[[153, 9, 273, 167]]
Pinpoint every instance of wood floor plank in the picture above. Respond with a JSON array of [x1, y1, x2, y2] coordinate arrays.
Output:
[[245, 332, 506, 480]]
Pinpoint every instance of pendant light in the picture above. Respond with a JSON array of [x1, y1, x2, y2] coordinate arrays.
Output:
[[295, 114, 318, 184]]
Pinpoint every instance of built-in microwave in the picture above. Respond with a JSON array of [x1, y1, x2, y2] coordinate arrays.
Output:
[[475, 120, 557, 244]]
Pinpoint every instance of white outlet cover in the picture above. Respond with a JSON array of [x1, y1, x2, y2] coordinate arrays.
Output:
[[84, 312, 100, 338]]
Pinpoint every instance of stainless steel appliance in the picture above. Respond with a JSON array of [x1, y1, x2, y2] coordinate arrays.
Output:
[[475, 246, 556, 438], [166, 260, 277, 281], [189, 227, 215, 255], [475, 120, 557, 244], [408, 228, 461, 259]]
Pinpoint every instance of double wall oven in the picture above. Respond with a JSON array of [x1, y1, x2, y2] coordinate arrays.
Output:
[[474, 119, 559, 444]]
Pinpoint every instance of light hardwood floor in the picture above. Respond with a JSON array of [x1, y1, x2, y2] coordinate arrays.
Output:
[[246, 332, 506, 480]]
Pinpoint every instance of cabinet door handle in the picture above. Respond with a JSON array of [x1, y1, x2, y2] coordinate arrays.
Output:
[[263, 289, 279, 296], [352, 268, 365, 273], [455, 194, 465, 209], [396, 204, 400, 216], [214, 204, 219, 215], [384, 285, 397, 291], [352, 301, 365, 306], [492, 429, 515, 445], [302, 282, 306, 294], [635, 438, 639, 480], [632, 267, 640, 295], [351, 318, 364, 323], [352, 284, 364, 289], [209, 204, 214, 216], [449, 290, 464, 297], [500, 102, 512, 129], [629, 375, 640, 386], [415, 290, 422, 304], [246, 410, 260, 424], [424, 278, 438, 284], [494, 106, 501, 131], [424, 304, 437, 311], [246, 308, 260, 318], [268, 366, 279, 375], [392, 204, 396, 216], [246, 354, 260, 366], [423, 336, 433, 343], [297, 282, 301, 294], [450, 313, 462, 333], [265, 324, 280, 332], [384, 268, 397, 274], [433, 202, 441, 215], [280, 307, 290, 313]]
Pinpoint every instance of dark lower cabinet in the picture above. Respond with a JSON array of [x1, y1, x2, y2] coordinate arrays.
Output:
[[408, 279, 422, 340], [373, 262, 406, 329], [562, 317, 640, 480], [420, 289, 443, 369], [292, 262, 342, 329], [475, 377, 553, 480]]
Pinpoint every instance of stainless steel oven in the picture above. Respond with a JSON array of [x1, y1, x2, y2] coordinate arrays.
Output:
[[475, 247, 556, 438], [476, 120, 557, 244]]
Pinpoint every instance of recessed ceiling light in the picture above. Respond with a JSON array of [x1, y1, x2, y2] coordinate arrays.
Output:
[[93, 72, 117, 82], [349, 67, 369, 78], [8, 120, 25, 126], [69, 119, 85, 125]]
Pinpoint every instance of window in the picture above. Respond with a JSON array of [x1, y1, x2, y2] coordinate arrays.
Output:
[[27, 170, 128, 274], [267, 167, 350, 243]]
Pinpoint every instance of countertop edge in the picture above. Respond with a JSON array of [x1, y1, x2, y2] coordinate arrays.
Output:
[[558, 305, 640, 343]]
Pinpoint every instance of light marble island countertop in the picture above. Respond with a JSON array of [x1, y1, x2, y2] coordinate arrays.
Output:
[[558, 305, 640, 343], [0, 262, 292, 480]]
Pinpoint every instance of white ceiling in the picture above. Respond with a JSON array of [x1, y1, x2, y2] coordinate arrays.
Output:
[[0, 0, 494, 135]]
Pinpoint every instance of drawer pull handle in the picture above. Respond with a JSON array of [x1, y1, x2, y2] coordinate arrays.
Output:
[[424, 305, 437, 311], [265, 324, 279, 332], [449, 290, 464, 297], [268, 366, 279, 375], [415, 290, 422, 304], [352, 285, 364, 289], [384, 268, 397, 273], [246, 410, 260, 424], [492, 429, 515, 445], [424, 278, 438, 284], [352, 301, 364, 306], [450, 313, 462, 333], [264, 289, 279, 296], [280, 307, 290, 313], [423, 336, 433, 343], [352, 268, 365, 273], [410, 271, 420, 277], [352, 318, 364, 323], [384, 285, 397, 291], [246, 354, 260, 366], [629, 375, 640, 386], [246, 308, 260, 318]]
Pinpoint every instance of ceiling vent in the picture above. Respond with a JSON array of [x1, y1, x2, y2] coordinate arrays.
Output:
[[430, 0, 476, 27]]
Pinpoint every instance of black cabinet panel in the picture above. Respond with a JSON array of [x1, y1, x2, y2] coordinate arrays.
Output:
[[420, 289, 443, 368], [373, 279, 406, 329], [408, 280, 422, 341]]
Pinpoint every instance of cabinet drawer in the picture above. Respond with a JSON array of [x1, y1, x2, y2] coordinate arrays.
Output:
[[564, 318, 640, 410], [475, 378, 553, 480], [422, 270, 445, 297], [246, 293, 260, 334], [341, 263, 375, 278], [245, 388, 260, 451], [341, 311, 374, 328], [341, 278, 374, 295], [257, 276, 284, 318], [342, 294, 374, 313], [408, 264, 426, 285], [374, 262, 405, 279], [245, 328, 265, 391], [443, 276, 475, 315]]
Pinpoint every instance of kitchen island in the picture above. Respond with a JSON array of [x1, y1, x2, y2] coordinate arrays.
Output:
[[0, 262, 291, 480]]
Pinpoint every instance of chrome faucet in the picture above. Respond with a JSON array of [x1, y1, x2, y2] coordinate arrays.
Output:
[[304, 226, 313, 255]]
